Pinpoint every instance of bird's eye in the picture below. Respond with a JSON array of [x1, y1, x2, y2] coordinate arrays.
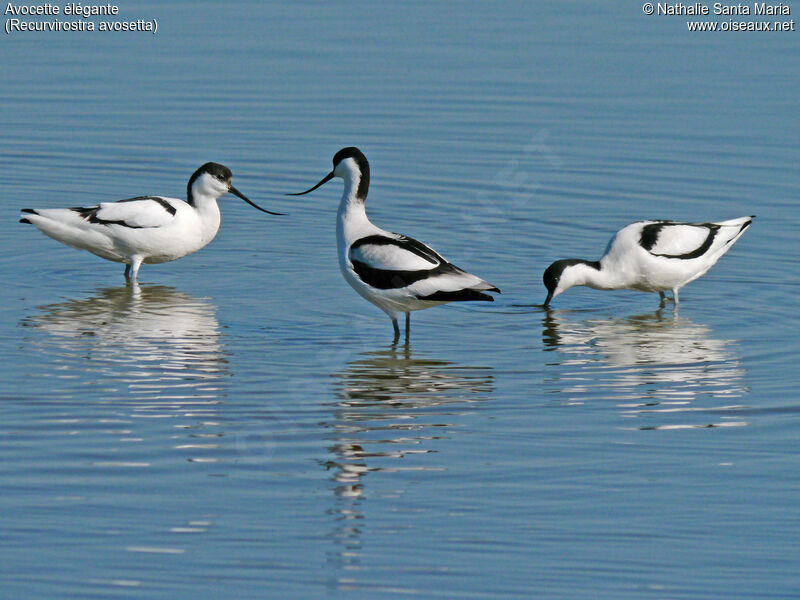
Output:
[[216, 174, 227, 182]]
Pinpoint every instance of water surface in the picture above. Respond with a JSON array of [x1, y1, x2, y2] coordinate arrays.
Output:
[[2, 1, 799, 598]]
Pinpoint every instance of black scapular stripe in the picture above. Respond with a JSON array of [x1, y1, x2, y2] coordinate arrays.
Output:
[[70, 196, 175, 229], [349, 234, 497, 294], [351, 259, 461, 290], [69, 206, 143, 229], [416, 289, 495, 302], [350, 234, 445, 265], [640, 222, 719, 260], [350, 234, 458, 289], [117, 196, 177, 216]]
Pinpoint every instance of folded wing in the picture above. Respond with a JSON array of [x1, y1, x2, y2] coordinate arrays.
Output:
[[639, 222, 720, 259], [73, 196, 178, 229], [349, 234, 499, 300]]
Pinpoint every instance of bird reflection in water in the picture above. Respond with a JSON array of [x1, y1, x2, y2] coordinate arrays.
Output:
[[541, 308, 747, 430], [323, 344, 493, 579], [21, 283, 228, 460]]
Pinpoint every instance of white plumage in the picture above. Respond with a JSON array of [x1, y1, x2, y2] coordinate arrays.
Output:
[[543, 216, 754, 306], [20, 162, 281, 280], [290, 147, 499, 341]]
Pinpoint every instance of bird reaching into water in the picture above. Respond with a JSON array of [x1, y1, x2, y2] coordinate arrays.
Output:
[[289, 147, 499, 342], [20, 162, 282, 281], [543, 216, 753, 306]]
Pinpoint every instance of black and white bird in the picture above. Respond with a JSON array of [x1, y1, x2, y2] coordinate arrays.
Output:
[[543, 216, 754, 306], [19, 163, 282, 280], [289, 147, 499, 341]]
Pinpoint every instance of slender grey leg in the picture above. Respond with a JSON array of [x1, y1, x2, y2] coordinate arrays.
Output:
[[124, 264, 131, 280], [392, 318, 400, 344], [129, 256, 143, 281], [659, 291, 666, 300], [405, 313, 410, 340], [673, 288, 679, 305]]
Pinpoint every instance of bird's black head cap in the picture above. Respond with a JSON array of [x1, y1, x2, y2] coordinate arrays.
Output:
[[542, 260, 568, 306], [333, 147, 370, 200], [187, 162, 232, 204], [199, 162, 233, 182], [542, 259, 600, 306]]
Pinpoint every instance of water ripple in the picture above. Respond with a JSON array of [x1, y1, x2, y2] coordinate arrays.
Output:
[[541, 309, 747, 430], [322, 344, 494, 585], [19, 283, 230, 464]]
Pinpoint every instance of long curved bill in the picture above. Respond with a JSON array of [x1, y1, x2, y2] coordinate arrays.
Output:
[[543, 290, 554, 307], [287, 171, 334, 196], [229, 185, 285, 215]]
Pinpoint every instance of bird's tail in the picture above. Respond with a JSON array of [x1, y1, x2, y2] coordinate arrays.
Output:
[[19, 208, 37, 224], [416, 288, 498, 302], [415, 270, 501, 303], [718, 215, 754, 247]]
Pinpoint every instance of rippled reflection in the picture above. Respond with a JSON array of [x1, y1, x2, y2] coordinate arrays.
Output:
[[21, 283, 228, 461], [323, 344, 493, 582], [542, 309, 748, 429]]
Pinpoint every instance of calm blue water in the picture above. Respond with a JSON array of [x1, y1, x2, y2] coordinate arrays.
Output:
[[2, 1, 800, 598]]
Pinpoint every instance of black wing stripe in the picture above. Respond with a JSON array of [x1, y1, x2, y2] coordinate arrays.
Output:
[[350, 234, 444, 265], [69, 206, 144, 229], [117, 196, 177, 216], [69, 197, 176, 229], [351, 259, 461, 290], [639, 222, 668, 251], [416, 289, 496, 302], [640, 222, 720, 260]]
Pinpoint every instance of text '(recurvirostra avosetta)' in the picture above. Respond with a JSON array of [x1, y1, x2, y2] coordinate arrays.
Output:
[[4, 3, 158, 34]]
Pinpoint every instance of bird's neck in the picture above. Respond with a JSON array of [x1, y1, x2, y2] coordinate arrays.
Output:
[[189, 192, 222, 237], [337, 191, 371, 247], [336, 166, 372, 251], [190, 190, 220, 211], [341, 166, 368, 203], [565, 260, 618, 290]]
